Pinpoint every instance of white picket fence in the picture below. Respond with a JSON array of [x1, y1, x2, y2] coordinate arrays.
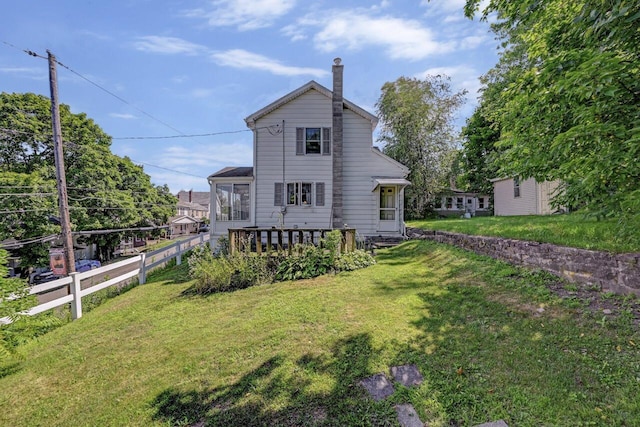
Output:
[[1, 233, 210, 325]]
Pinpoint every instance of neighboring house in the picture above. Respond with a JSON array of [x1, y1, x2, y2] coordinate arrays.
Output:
[[491, 177, 562, 216], [176, 190, 210, 219], [434, 190, 491, 217], [169, 215, 200, 236], [208, 59, 410, 239]]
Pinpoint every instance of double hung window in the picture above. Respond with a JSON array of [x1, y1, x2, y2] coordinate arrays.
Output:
[[296, 127, 331, 155], [275, 182, 325, 207]]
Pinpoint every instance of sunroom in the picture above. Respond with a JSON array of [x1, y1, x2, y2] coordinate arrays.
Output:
[[207, 167, 254, 237]]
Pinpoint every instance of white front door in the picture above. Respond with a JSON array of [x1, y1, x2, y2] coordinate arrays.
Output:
[[378, 186, 398, 232]]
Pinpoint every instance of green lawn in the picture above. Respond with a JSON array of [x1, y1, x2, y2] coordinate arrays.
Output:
[[409, 213, 640, 253], [1, 241, 639, 426]]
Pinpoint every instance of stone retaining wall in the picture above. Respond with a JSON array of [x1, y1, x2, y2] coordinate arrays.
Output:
[[407, 228, 640, 296]]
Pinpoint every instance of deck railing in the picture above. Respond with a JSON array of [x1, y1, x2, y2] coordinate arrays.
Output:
[[228, 227, 356, 255]]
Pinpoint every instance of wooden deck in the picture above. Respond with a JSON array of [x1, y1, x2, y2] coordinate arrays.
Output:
[[228, 227, 357, 255]]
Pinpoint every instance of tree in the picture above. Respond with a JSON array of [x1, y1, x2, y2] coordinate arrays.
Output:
[[463, 0, 640, 230], [0, 248, 37, 357], [0, 172, 58, 267], [376, 76, 466, 219], [458, 107, 501, 196], [0, 93, 177, 265]]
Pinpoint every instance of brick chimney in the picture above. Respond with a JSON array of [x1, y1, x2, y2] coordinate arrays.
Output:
[[332, 58, 344, 229]]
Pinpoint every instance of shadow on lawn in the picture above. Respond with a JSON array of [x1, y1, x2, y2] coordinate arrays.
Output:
[[151, 333, 396, 426]]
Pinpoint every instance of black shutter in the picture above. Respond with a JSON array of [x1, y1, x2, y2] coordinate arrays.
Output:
[[315, 182, 325, 206], [274, 182, 283, 206], [322, 127, 331, 155], [296, 128, 304, 155]]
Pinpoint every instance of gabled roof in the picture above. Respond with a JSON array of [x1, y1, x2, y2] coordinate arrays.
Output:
[[244, 80, 378, 131], [176, 190, 209, 205], [371, 147, 410, 175], [169, 215, 200, 224]]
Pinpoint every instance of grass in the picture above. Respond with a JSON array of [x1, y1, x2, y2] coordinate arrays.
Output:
[[1, 240, 639, 426], [409, 213, 640, 253]]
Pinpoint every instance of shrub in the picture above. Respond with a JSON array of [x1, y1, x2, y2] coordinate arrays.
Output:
[[228, 252, 273, 289], [187, 246, 233, 294], [187, 230, 376, 291], [275, 231, 375, 281], [334, 250, 376, 271]]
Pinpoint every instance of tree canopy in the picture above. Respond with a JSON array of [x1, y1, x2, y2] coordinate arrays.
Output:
[[462, 0, 640, 230], [0, 92, 177, 266], [376, 76, 466, 219]]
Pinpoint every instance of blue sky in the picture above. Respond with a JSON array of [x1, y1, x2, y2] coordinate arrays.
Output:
[[1, 0, 498, 192]]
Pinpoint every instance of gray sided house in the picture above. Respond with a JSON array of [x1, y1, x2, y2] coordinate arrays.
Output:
[[434, 190, 491, 217], [208, 59, 410, 240]]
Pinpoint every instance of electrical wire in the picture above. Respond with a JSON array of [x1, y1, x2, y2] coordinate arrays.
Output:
[[54, 59, 186, 136], [130, 159, 208, 179]]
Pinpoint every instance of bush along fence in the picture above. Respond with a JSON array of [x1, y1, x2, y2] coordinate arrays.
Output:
[[407, 228, 640, 296], [1, 234, 208, 325], [187, 229, 375, 295]]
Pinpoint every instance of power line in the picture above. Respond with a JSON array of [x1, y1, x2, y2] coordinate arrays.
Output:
[[112, 129, 250, 140], [53, 58, 186, 136], [130, 159, 208, 179], [0, 234, 59, 249], [2, 40, 185, 137], [0, 40, 46, 59]]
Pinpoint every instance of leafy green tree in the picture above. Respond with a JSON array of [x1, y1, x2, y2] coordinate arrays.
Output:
[[463, 0, 640, 230], [458, 108, 501, 196], [0, 172, 58, 267], [0, 249, 37, 358], [0, 93, 177, 264], [376, 76, 466, 219]]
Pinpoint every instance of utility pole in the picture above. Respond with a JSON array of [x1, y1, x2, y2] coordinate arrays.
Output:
[[48, 50, 75, 274]]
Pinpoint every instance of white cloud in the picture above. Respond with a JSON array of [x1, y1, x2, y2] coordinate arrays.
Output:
[[190, 88, 215, 98], [110, 113, 137, 120], [163, 142, 252, 168], [133, 36, 207, 55], [184, 0, 296, 31], [288, 10, 455, 61], [211, 49, 329, 77], [0, 66, 46, 80]]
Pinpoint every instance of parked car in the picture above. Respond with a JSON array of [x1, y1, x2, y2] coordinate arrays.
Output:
[[198, 224, 210, 233], [30, 270, 61, 285], [28, 259, 101, 284], [75, 259, 101, 272]]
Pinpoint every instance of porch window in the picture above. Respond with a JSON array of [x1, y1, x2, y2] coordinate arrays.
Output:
[[478, 197, 485, 209], [216, 183, 250, 221], [514, 178, 521, 198], [296, 127, 331, 155], [456, 197, 464, 209], [446, 197, 453, 209]]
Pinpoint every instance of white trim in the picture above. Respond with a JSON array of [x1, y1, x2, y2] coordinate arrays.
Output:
[[371, 148, 410, 174], [244, 81, 378, 131], [371, 178, 411, 192]]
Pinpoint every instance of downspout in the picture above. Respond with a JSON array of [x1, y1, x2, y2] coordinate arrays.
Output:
[[332, 58, 344, 229], [253, 125, 258, 226], [281, 119, 286, 225]]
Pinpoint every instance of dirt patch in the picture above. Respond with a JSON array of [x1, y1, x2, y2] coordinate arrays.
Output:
[[549, 280, 640, 325], [503, 276, 640, 326]]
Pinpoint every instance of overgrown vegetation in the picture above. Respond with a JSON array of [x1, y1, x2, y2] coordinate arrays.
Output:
[[460, 0, 639, 235], [0, 240, 638, 426], [187, 230, 375, 293], [410, 213, 640, 253]]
